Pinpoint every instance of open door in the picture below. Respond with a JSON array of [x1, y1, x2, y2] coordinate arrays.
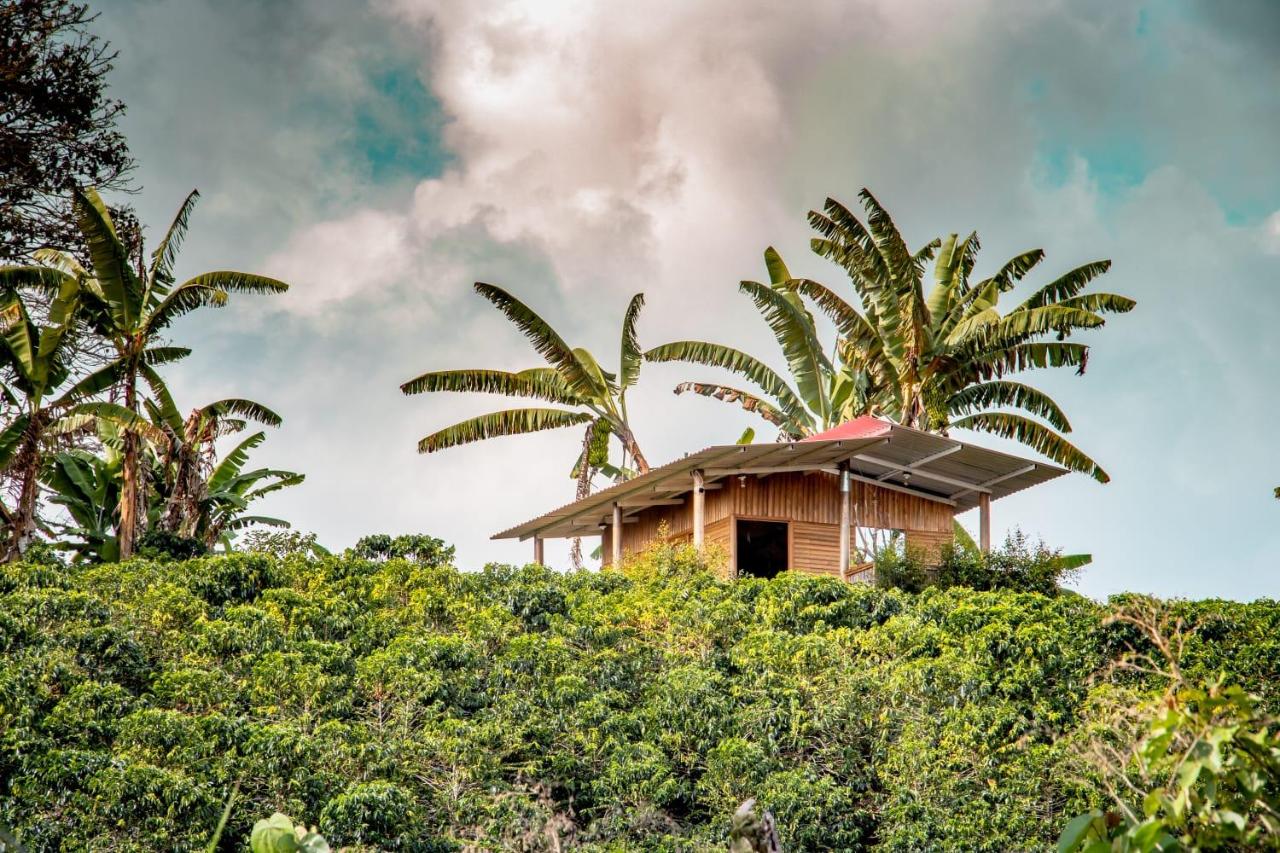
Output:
[[736, 519, 789, 579]]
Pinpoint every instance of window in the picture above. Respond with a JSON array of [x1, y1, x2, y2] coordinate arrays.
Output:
[[736, 519, 789, 579]]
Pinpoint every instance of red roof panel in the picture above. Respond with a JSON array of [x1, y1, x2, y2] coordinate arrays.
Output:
[[801, 416, 893, 442]]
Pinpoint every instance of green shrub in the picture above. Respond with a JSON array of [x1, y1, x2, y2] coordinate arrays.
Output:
[[876, 531, 1081, 595], [0, 547, 1275, 851]]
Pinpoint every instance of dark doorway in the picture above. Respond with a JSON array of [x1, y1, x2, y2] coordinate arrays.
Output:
[[736, 519, 789, 579]]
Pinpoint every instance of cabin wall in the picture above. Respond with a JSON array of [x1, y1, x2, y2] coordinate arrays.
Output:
[[605, 471, 953, 576]]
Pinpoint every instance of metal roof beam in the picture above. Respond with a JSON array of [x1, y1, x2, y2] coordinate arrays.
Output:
[[875, 443, 963, 481], [851, 452, 994, 494], [950, 464, 1036, 499]]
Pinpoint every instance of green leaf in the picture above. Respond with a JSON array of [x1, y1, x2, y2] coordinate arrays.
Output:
[[946, 381, 1073, 432], [645, 340, 808, 426], [1057, 810, 1104, 853], [954, 412, 1109, 482], [417, 408, 593, 454], [763, 246, 791, 286], [208, 432, 266, 491], [73, 187, 142, 329], [250, 813, 302, 853], [473, 283, 600, 399], [1017, 260, 1113, 311], [738, 280, 832, 422], [618, 293, 645, 394], [149, 189, 200, 294], [672, 382, 799, 434], [400, 367, 582, 404], [202, 399, 283, 428]]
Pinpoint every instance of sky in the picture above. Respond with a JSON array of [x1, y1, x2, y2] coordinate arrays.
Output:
[[91, 0, 1280, 600]]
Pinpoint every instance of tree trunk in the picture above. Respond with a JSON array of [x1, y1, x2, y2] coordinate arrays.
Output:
[[118, 428, 139, 559], [6, 426, 42, 562], [620, 428, 649, 475], [568, 423, 595, 571], [118, 368, 141, 559]]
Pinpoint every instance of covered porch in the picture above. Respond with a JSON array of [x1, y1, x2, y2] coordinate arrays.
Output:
[[493, 417, 1068, 580]]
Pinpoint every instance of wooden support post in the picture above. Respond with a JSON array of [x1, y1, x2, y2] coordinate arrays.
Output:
[[978, 492, 991, 553], [611, 502, 622, 566], [692, 469, 706, 550], [533, 537, 544, 566], [838, 466, 851, 581]]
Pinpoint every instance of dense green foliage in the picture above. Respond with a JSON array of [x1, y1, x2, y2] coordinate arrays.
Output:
[[2, 544, 1278, 851], [1060, 678, 1280, 852], [874, 532, 1086, 596]]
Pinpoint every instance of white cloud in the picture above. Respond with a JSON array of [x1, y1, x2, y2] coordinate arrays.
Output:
[[112, 0, 1280, 599], [1262, 211, 1280, 255]]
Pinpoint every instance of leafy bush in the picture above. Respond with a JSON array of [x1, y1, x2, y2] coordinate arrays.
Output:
[[0, 546, 1276, 850], [1060, 602, 1280, 852], [876, 531, 1082, 595]]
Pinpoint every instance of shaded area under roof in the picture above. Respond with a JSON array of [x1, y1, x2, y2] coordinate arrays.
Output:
[[493, 418, 1069, 541]]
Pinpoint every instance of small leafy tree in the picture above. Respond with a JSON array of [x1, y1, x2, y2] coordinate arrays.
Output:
[[349, 533, 454, 566], [1060, 601, 1280, 852]]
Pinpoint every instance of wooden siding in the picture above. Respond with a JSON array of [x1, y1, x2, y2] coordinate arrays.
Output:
[[607, 471, 953, 576]]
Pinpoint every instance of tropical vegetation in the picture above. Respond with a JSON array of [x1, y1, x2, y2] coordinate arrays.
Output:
[[649, 190, 1134, 481], [402, 283, 649, 567], [1, 543, 1277, 851], [0, 187, 297, 562]]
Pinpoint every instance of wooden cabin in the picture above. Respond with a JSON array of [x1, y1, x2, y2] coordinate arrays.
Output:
[[493, 417, 1068, 581]]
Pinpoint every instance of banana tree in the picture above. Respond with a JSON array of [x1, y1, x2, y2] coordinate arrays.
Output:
[[194, 429, 303, 549], [34, 187, 289, 557], [803, 189, 1134, 481], [401, 284, 650, 568], [144, 386, 285, 541], [0, 272, 171, 558], [42, 441, 126, 563]]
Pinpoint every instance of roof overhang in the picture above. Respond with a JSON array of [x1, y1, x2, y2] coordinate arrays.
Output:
[[492, 419, 1069, 541]]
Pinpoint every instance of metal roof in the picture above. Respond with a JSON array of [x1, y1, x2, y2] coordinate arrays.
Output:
[[492, 418, 1069, 541]]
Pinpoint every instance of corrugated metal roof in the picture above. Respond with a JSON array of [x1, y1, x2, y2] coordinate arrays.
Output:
[[801, 415, 892, 442], [492, 421, 1070, 541]]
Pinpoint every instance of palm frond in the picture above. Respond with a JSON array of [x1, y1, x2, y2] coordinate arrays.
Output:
[[208, 431, 266, 492], [645, 340, 808, 424], [1016, 260, 1113, 311], [473, 283, 600, 399], [0, 265, 77, 295], [73, 187, 142, 328], [140, 365, 183, 431], [417, 408, 594, 454], [203, 399, 283, 427], [618, 293, 645, 394], [178, 271, 289, 295], [739, 280, 832, 421], [1056, 293, 1136, 316], [142, 283, 227, 334], [763, 246, 791, 285], [953, 412, 1109, 483], [400, 367, 582, 404], [148, 189, 201, 293], [673, 382, 800, 434], [946, 380, 1072, 432]]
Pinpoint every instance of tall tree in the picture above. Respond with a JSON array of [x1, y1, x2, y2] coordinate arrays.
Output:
[[649, 191, 1134, 482], [401, 284, 649, 568], [0, 268, 167, 558], [145, 389, 292, 544], [35, 187, 288, 557], [805, 189, 1133, 481], [0, 0, 134, 262]]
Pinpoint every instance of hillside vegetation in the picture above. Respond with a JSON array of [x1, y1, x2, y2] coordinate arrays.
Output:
[[1, 543, 1277, 851]]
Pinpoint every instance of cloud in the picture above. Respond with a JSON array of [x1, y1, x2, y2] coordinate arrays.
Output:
[[1263, 212, 1280, 255], [104, 0, 1280, 598]]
